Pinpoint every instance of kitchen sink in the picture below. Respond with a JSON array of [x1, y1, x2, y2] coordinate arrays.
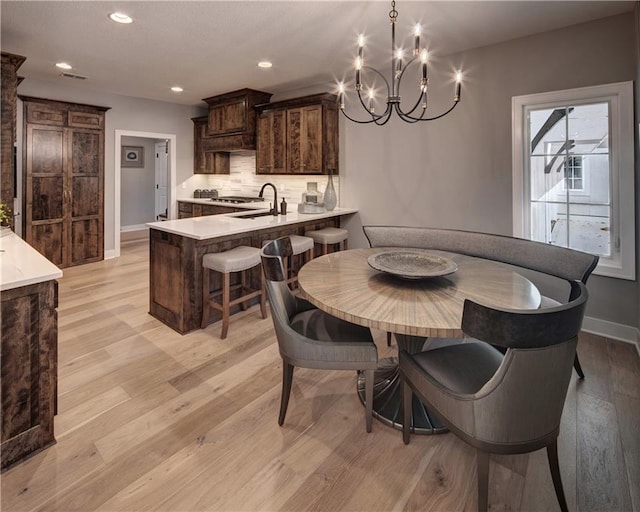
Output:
[[234, 211, 278, 219]]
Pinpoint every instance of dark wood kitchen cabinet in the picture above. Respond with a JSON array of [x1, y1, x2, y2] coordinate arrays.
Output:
[[1, 52, 26, 229], [192, 117, 230, 174], [256, 109, 287, 174], [201, 89, 272, 151], [256, 93, 338, 175], [177, 201, 242, 219], [20, 96, 110, 268], [1, 279, 58, 470]]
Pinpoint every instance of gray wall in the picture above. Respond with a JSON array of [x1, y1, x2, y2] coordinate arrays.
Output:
[[16, 79, 203, 253], [120, 136, 157, 228], [342, 12, 638, 329]]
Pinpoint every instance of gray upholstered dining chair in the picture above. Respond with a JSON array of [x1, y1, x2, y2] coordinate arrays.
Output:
[[363, 225, 598, 378], [261, 237, 378, 432], [400, 280, 588, 512]]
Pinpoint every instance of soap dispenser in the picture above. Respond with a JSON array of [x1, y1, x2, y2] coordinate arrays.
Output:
[[280, 197, 287, 215]]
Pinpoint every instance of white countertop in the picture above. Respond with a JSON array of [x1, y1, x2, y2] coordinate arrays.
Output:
[[0, 231, 63, 291], [147, 207, 357, 240]]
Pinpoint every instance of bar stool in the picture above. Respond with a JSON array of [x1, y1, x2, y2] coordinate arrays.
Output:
[[262, 235, 314, 287], [304, 227, 349, 255], [201, 246, 267, 339]]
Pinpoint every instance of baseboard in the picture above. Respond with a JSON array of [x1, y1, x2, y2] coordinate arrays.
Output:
[[121, 224, 148, 232], [582, 315, 640, 353], [121, 227, 150, 242], [104, 249, 116, 260]]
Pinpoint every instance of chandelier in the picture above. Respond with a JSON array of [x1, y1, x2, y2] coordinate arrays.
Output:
[[338, 0, 462, 125]]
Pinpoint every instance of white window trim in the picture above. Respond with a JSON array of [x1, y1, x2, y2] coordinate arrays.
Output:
[[512, 81, 635, 280]]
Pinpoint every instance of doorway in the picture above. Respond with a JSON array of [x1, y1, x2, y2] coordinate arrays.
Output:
[[155, 141, 168, 221], [114, 130, 177, 258]]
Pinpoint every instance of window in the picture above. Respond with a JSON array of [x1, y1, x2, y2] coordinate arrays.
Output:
[[512, 82, 635, 280], [563, 156, 584, 192]]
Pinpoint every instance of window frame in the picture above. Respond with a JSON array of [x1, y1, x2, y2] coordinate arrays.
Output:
[[512, 81, 635, 280]]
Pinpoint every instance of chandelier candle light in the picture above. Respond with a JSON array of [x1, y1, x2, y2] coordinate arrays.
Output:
[[338, 0, 462, 125]]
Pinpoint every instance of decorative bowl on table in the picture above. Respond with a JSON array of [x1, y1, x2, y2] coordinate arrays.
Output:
[[367, 250, 458, 280]]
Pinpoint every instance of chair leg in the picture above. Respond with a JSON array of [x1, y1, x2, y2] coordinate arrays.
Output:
[[386, 332, 392, 346], [573, 353, 585, 379], [343, 239, 348, 251], [201, 268, 211, 329], [402, 378, 412, 445], [364, 369, 374, 433], [220, 272, 230, 339], [476, 450, 490, 512], [278, 363, 294, 426], [547, 440, 569, 512]]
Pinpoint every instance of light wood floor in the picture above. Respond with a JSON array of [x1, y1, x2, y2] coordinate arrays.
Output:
[[2, 239, 639, 512]]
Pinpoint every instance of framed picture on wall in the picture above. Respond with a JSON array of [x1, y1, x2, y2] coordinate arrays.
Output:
[[122, 146, 144, 168]]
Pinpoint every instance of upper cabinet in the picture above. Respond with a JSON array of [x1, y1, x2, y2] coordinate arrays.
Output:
[[256, 93, 338, 175], [201, 89, 272, 151], [192, 116, 230, 174]]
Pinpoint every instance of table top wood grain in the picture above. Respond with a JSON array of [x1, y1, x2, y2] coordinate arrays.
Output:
[[298, 248, 541, 338]]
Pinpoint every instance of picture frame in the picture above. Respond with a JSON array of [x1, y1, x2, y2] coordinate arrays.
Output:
[[121, 145, 144, 168]]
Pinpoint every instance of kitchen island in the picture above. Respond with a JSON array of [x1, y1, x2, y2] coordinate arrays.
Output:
[[1, 232, 62, 470], [146, 207, 357, 334]]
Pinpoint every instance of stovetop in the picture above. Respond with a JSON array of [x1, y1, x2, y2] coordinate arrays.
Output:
[[214, 196, 264, 204]]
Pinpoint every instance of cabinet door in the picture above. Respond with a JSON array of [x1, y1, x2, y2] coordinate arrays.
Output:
[[287, 106, 323, 174], [1, 281, 57, 470], [208, 99, 247, 136], [24, 124, 66, 266], [178, 201, 194, 219], [257, 110, 286, 174], [68, 128, 103, 266], [202, 151, 230, 174]]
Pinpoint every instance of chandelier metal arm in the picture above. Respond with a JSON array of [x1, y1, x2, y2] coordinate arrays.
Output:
[[400, 100, 460, 122]]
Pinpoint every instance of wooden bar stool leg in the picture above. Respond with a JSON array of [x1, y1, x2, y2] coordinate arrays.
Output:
[[240, 269, 248, 311], [322, 243, 328, 255], [259, 268, 267, 319], [221, 272, 230, 339], [305, 248, 313, 264], [201, 268, 211, 329], [343, 239, 348, 251]]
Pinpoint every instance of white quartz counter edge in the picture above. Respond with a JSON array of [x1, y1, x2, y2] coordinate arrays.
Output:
[[177, 198, 271, 210], [146, 208, 358, 241], [0, 232, 63, 291]]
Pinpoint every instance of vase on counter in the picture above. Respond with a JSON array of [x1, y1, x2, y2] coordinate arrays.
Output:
[[323, 171, 337, 211], [302, 182, 323, 205]]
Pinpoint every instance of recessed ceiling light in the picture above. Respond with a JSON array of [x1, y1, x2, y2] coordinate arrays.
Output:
[[56, 62, 72, 70], [258, 61, 273, 69], [109, 12, 133, 24], [171, 86, 184, 93]]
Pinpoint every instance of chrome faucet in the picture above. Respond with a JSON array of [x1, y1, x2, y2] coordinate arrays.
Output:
[[259, 183, 278, 216]]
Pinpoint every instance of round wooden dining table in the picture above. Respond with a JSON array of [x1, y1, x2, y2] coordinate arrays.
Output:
[[297, 247, 541, 434]]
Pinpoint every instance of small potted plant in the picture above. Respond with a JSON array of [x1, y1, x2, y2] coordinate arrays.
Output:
[[0, 201, 13, 235]]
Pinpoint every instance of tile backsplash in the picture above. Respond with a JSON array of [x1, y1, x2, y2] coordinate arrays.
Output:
[[180, 153, 340, 206]]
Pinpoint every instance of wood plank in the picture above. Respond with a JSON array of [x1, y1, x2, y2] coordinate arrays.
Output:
[[3, 239, 638, 512]]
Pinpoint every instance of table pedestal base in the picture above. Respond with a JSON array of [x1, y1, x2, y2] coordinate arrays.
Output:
[[357, 332, 450, 435]]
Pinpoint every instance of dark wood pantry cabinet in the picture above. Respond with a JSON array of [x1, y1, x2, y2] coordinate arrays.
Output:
[[20, 96, 110, 268]]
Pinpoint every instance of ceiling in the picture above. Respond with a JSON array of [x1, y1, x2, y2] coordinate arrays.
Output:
[[1, 1, 635, 107]]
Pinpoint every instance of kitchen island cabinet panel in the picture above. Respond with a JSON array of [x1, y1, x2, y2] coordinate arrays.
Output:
[[149, 216, 342, 334], [177, 201, 243, 219]]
